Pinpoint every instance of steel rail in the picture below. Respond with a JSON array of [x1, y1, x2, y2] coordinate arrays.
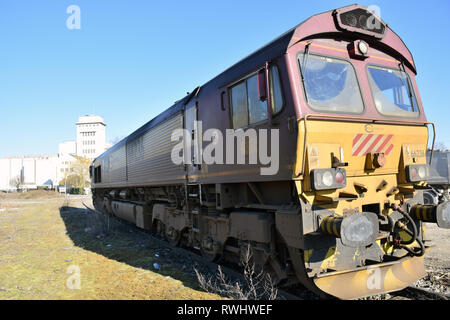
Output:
[[386, 285, 449, 300]]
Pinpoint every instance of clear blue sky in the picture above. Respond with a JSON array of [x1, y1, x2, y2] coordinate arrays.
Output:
[[0, 0, 449, 157]]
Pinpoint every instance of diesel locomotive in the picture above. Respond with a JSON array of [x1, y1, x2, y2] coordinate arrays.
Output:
[[90, 4, 450, 299]]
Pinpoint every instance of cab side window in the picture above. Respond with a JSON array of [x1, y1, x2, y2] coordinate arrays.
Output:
[[94, 166, 101, 183], [231, 74, 267, 128], [230, 66, 283, 128], [231, 81, 248, 128], [247, 75, 267, 124], [269, 65, 284, 114]]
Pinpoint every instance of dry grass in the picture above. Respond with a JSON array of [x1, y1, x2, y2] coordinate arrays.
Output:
[[0, 197, 221, 300], [0, 190, 64, 200], [194, 243, 278, 300]]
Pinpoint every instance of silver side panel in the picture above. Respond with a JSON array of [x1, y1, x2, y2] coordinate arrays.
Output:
[[108, 144, 127, 184], [92, 113, 185, 189], [126, 113, 185, 186]]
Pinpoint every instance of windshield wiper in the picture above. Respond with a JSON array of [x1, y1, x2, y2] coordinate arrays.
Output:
[[300, 42, 312, 101], [399, 61, 415, 110], [302, 42, 311, 83]]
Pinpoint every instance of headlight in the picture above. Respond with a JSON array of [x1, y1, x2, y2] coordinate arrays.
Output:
[[406, 164, 430, 182], [311, 168, 347, 190], [320, 212, 379, 247], [322, 171, 334, 187], [417, 166, 427, 179], [357, 40, 369, 55]]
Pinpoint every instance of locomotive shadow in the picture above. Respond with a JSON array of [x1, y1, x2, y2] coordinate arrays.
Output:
[[59, 205, 207, 293]]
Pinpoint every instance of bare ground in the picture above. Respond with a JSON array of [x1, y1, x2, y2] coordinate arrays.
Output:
[[412, 223, 450, 294], [0, 196, 220, 300], [0, 189, 65, 201], [0, 193, 448, 299]]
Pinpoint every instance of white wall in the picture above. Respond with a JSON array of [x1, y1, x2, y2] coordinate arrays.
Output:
[[57, 153, 77, 184], [0, 114, 107, 190], [0, 155, 58, 190], [36, 155, 59, 186], [0, 159, 10, 190], [22, 158, 35, 184]]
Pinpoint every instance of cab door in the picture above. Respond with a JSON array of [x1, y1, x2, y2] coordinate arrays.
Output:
[[185, 100, 201, 183]]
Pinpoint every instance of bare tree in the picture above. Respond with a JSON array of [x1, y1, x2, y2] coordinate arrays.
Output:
[[110, 136, 125, 146], [435, 141, 447, 151], [9, 175, 23, 191], [194, 243, 278, 300], [70, 155, 91, 190], [58, 156, 91, 193]]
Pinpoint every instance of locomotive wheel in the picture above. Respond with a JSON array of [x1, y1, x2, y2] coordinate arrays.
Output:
[[166, 227, 181, 247], [200, 248, 220, 262], [102, 203, 108, 215], [423, 190, 439, 205], [154, 220, 165, 238]]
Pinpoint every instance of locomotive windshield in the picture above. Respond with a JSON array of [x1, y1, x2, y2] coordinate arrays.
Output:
[[367, 66, 419, 117], [298, 54, 364, 113]]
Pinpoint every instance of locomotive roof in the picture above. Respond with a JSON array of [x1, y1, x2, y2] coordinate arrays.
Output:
[[94, 20, 296, 162], [94, 4, 415, 163]]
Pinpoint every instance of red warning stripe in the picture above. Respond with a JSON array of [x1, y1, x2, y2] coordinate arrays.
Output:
[[353, 133, 363, 145], [353, 135, 374, 157], [376, 134, 393, 153], [365, 134, 384, 156], [352, 134, 394, 156]]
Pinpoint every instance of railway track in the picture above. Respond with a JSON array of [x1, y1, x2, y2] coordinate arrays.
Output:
[[388, 286, 449, 300], [78, 200, 447, 301]]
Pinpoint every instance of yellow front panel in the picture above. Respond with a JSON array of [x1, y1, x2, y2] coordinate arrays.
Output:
[[294, 119, 429, 214]]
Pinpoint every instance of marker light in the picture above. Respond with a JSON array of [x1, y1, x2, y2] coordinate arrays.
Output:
[[358, 40, 369, 55], [322, 171, 334, 187], [418, 166, 427, 179], [406, 164, 430, 182], [311, 168, 347, 190], [335, 171, 345, 184]]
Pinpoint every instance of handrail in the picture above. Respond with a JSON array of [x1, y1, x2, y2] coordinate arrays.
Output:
[[296, 113, 435, 178], [427, 121, 436, 165]]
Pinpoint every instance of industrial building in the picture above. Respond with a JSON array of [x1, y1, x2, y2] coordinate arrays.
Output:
[[0, 115, 110, 191]]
